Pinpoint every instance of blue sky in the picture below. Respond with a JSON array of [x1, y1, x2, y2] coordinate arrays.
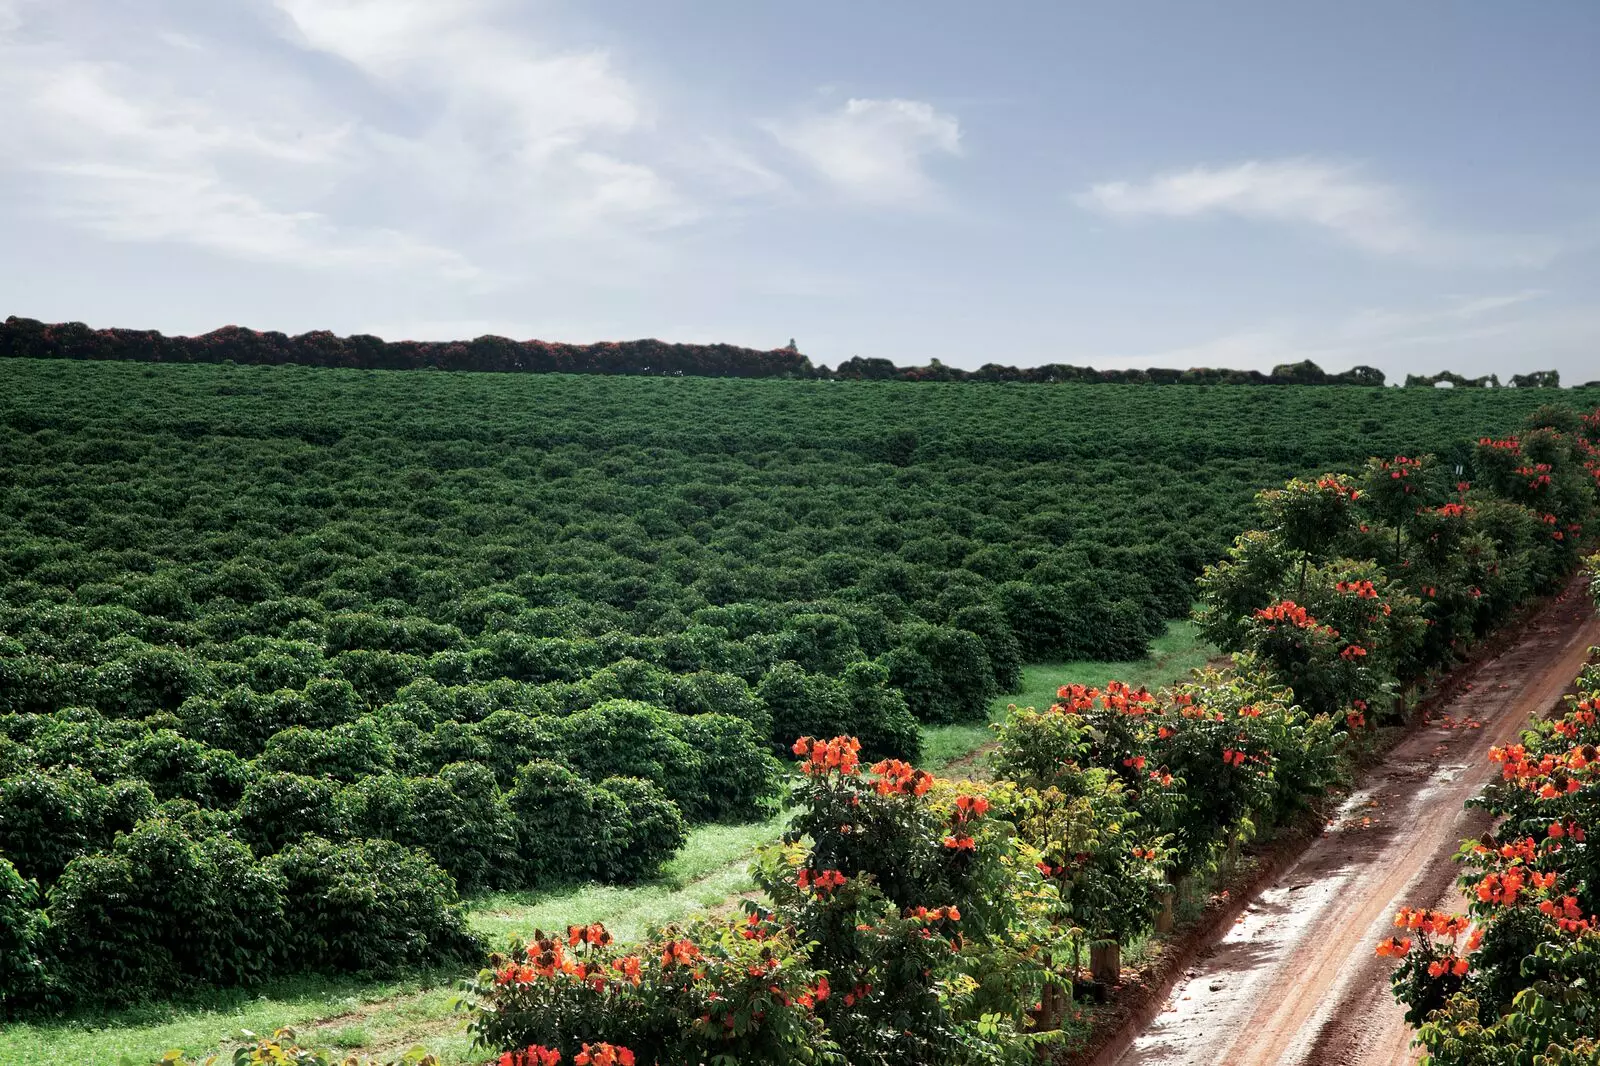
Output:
[[2, 1, 1597, 380]]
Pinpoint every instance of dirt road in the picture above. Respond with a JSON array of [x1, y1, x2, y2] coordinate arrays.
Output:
[[1105, 584, 1600, 1066]]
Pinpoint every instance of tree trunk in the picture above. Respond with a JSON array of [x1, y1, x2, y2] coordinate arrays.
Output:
[[1155, 888, 1176, 933], [1090, 941, 1121, 986]]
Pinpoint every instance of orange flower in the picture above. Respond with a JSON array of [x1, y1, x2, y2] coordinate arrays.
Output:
[[1476, 870, 1525, 906], [612, 955, 642, 985], [500, 1047, 563, 1066], [942, 835, 977, 852], [954, 794, 990, 820], [574, 1044, 635, 1066], [1375, 936, 1412, 958], [1255, 601, 1319, 628], [660, 939, 700, 967]]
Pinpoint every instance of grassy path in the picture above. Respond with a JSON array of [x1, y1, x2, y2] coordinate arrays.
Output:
[[0, 621, 1212, 1066]]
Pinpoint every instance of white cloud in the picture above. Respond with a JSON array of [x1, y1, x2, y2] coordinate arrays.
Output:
[[1078, 158, 1558, 267], [769, 97, 962, 206], [272, 0, 642, 162], [1106, 290, 1590, 380], [0, 0, 713, 280]]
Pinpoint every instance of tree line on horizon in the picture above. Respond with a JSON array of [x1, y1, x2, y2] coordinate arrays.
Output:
[[0, 315, 1573, 388]]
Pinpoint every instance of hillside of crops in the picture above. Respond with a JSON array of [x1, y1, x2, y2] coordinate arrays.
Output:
[[1, 357, 1597, 1020]]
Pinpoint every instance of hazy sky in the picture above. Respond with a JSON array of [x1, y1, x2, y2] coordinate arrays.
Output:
[[2, 1, 1597, 379]]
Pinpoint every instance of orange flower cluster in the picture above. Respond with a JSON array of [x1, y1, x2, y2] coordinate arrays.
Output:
[[1345, 710, 1367, 730], [1555, 701, 1593, 736], [1253, 600, 1333, 634], [1051, 680, 1156, 716], [574, 1044, 635, 1066], [906, 905, 961, 921], [495, 932, 590, 986], [1130, 846, 1159, 861], [1148, 768, 1174, 787], [1427, 957, 1470, 978], [796, 976, 829, 1008], [1220, 748, 1247, 767], [870, 758, 933, 796], [793, 736, 861, 776], [1496, 836, 1538, 863], [1236, 705, 1262, 718], [611, 955, 642, 985], [1537, 894, 1594, 933], [1053, 683, 1099, 713], [1375, 936, 1412, 957], [942, 835, 976, 851], [1340, 644, 1368, 661], [953, 794, 989, 822], [500, 1047, 562, 1066], [796, 868, 847, 893], [1336, 579, 1380, 599], [1314, 475, 1361, 499], [1478, 436, 1522, 454], [841, 981, 873, 1007], [568, 923, 613, 948], [1122, 754, 1147, 769], [1548, 818, 1587, 842], [1102, 679, 1156, 716], [1515, 463, 1553, 490], [659, 938, 700, 968], [1395, 907, 1470, 938], [1434, 502, 1469, 518], [1487, 742, 1591, 794], [1475, 869, 1526, 906], [1377, 456, 1424, 494]]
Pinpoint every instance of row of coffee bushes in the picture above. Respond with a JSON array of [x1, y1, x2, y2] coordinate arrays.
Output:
[[1376, 558, 1600, 1063], [0, 696, 781, 1013]]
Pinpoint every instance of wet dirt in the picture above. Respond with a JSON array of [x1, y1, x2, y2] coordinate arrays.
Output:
[[1104, 583, 1600, 1066]]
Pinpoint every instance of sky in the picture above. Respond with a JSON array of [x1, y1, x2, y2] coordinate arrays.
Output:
[[1, 1, 1597, 381]]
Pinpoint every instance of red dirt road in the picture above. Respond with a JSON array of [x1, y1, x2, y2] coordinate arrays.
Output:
[[1106, 584, 1600, 1066]]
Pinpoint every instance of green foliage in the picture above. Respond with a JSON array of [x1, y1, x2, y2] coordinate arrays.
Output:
[[257, 719, 396, 782], [45, 816, 287, 1003], [237, 772, 347, 854], [760, 660, 921, 762], [268, 836, 481, 975], [461, 917, 840, 1066], [336, 763, 519, 894], [882, 623, 996, 724], [122, 729, 248, 806], [0, 858, 46, 1014], [504, 761, 683, 887], [595, 777, 689, 884], [0, 767, 155, 883]]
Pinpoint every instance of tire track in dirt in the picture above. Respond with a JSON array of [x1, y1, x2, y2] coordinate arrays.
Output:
[[1106, 581, 1600, 1066]]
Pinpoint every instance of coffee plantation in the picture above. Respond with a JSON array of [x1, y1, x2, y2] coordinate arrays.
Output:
[[1, 357, 1597, 1020]]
